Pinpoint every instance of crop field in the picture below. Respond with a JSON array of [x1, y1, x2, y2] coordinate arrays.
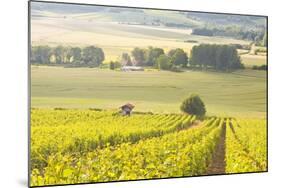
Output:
[[30, 109, 267, 186], [31, 66, 266, 117], [241, 54, 267, 67]]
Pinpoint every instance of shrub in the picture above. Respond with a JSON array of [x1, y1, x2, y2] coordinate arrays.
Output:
[[170, 65, 184, 72], [254, 48, 267, 54], [109, 61, 115, 70], [109, 61, 121, 70], [156, 54, 172, 70], [252, 64, 267, 71], [180, 94, 206, 116]]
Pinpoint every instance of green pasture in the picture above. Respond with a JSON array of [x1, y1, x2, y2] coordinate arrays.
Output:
[[31, 66, 266, 117]]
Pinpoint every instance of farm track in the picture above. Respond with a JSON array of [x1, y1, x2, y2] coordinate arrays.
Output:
[[206, 122, 226, 175]]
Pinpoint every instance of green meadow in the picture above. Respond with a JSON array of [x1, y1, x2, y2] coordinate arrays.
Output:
[[31, 66, 266, 117]]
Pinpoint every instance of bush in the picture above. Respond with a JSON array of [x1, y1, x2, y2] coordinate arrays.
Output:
[[156, 54, 172, 70], [109, 61, 115, 70], [254, 48, 267, 54], [109, 61, 121, 70], [170, 65, 184, 72], [230, 44, 251, 50], [180, 94, 206, 116], [252, 64, 267, 71]]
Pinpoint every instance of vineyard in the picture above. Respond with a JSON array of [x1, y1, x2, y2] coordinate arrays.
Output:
[[30, 109, 267, 186]]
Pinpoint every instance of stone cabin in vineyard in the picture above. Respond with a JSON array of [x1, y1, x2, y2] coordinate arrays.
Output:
[[120, 103, 135, 116]]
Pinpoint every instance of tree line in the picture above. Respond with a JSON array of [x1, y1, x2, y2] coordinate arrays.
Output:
[[31, 45, 104, 67], [192, 27, 267, 46], [120, 45, 242, 71], [31, 44, 243, 71]]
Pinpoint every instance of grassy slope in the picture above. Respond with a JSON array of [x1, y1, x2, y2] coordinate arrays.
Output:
[[31, 66, 266, 117]]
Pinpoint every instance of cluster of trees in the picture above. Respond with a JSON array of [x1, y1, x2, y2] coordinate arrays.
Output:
[[192, 27, 267, 46], [31, 45, 104, 67], [121, 45, 243, 72], [190, 44, 244, 71], [229, 43, 251, 50], [128, 47, 165, 67], [156, 49, 188, 71], [121, 47, 188, 71]]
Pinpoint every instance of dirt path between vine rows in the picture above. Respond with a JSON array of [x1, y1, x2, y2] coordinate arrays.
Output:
[[206, 123, 226, 175]]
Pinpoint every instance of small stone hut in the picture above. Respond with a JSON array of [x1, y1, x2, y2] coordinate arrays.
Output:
[[120, 103, 135, 116]]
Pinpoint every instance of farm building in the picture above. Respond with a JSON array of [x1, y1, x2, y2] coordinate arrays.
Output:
[[121, 66, 144, 71], [120, 103, 135, 116]]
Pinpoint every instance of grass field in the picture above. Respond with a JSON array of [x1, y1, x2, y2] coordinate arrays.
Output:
[[31, 66, 266, 117]]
